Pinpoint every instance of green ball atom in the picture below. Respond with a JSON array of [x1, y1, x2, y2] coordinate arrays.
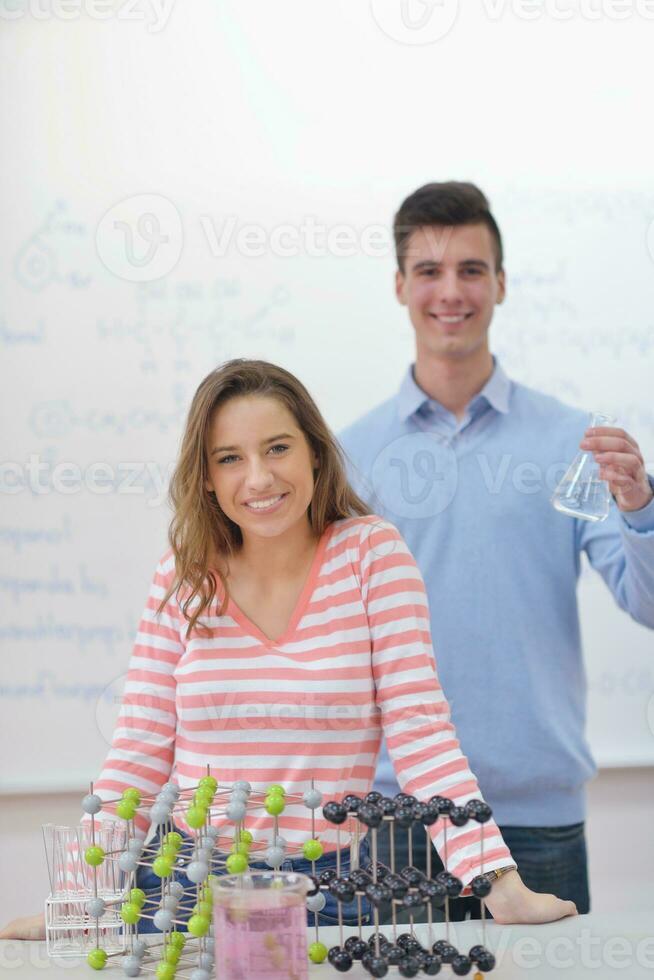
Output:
[[265, 795, 285, 816], [239, 829, 253, 845], [84, 846, 105, 867], [267, 784, 285, 796], [169, 931, 186, 949], [302, 839, 323, 861], [116, 799, 137, 821], [226, 852, 248, 874], [122, 788, 141, 805], [155, 963, 175, 980], [194, 788, 214, 807], [161, 842, 179, 861], [308, 942, 328, 963], [199, 775, 218, 792], [152, 855, 173, 878], [129, 888, 146, 908], [120, 902, 141, 925], [230, 841, 250, 856], [164, 947, 181, 965], [87, 948, 108, 970], [165, 831, 183, 849], [193, 900, 212, 919], [187, 913, 210, 937], [186, 805, 207, 829]]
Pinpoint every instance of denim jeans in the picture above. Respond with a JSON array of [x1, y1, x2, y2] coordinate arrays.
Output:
[[135, 828, 371, 933], [373, 821, 590, 923]]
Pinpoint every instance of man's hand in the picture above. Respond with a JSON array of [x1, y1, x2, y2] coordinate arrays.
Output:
[[580, 426, 653, 513], [0, 913, 46, 940], [484, 870, 578, 925]]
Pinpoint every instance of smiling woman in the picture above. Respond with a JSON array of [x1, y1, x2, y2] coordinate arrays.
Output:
[[2, 358, 578, 940]]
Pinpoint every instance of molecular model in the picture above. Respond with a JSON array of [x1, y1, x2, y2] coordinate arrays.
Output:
[[43, 769, 498, 979]]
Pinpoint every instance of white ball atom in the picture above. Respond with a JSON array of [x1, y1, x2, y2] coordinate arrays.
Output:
[[190, 970, 211, 980], [303, 788, 323, 809], [186, 860, 209, 884], [149, 803, 171, 825], [264, 846, 285, 868], [306, 891, 326, 913], [162, 781, 180, 798], [122, 954, 141, 977], [229, 789, 248, 804], [273, 836, 288, 850], [232, 780, 251, 794], [204, 938, 215, 954], [204, 825, 219, 841], [225, 800, 246, 822], [198, 952, 214, 970], [153, 909, 174, 932], [131, 940, 147, 959], [128, 838, 144, 855], [168, 881, 185, 898], [119, 852, 138, 873], [86, 897, 107, 918], [161, 894, 178, 911], [81, 793, 102, 815]]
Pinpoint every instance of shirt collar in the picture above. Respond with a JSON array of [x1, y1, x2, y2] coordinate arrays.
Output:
[[397, 358, 512, 423]]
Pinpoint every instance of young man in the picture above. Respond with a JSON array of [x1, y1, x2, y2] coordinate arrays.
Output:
[[339, 182, 654, 918]]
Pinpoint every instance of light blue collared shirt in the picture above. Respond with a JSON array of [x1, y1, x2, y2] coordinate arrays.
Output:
[[339, 361, 654, 826]]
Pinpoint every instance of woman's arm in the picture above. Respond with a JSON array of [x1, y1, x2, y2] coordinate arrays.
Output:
[[88, 551, 184, 833], [360, 517, 576, 924]]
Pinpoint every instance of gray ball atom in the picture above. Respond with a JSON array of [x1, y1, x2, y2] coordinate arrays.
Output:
[[81, 793, 102, 815], [190, 970, 211, 980], [186, 860, 209, 884], [153, 909, 174, 932], [119, 852, 138, 873], [86, 897, 106, 918], [306, 891, 326, 912], [196, 846, 213, 863], [168, 881, 185, 898], [264, 846, 285, 868], [232, 780, 251, 794], [161, 894, 178, 911], [302, 788, 323, 809], [149, 803, 171, 825], [161, 780, 180, 795], [229, 789, 248, 804], [204, 938, 215, 954], [128, 838, 144, 855], [131, 940, 147, 958], [204, 825, 219, 841], [122, 954, 141, 977], [273, 835, 288, 850], [198, 952, 214, 970], [225, 800, 246, 822]]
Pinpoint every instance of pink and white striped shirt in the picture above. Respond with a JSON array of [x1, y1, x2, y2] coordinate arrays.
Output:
[[93, 515, 511, 884]]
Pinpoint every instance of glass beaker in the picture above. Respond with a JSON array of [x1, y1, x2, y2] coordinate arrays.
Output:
[[551, 412, 615, 522], [212, 870, 310, 980]]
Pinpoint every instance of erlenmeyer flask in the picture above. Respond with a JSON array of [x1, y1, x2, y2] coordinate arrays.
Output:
[[551, 412, 615, 522]]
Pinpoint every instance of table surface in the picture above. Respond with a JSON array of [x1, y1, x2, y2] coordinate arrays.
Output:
[[3, 913, 654, 980]]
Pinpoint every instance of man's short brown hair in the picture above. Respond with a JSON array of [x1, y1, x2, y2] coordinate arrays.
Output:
[[394, 181, 504, 274]]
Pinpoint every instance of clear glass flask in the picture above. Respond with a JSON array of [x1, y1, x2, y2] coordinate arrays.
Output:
[[213, 870, 310, 980], [551, 412, 615, 522]]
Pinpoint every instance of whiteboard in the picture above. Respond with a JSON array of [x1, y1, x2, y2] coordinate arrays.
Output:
[[1, 2, 653, 792]]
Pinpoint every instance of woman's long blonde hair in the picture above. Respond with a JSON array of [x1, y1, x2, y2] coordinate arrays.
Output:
[[158, 359, 370, 638]]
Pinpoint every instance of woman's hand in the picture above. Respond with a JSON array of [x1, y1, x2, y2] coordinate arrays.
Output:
[[0, 913, 46, 941], [484, 870, 578, 924]]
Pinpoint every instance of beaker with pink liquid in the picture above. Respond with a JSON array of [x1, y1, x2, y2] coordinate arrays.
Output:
[[213, 871, 311, 980]]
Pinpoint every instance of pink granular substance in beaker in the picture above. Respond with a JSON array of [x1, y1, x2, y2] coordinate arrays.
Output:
[[214, 888, 308, 980]]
